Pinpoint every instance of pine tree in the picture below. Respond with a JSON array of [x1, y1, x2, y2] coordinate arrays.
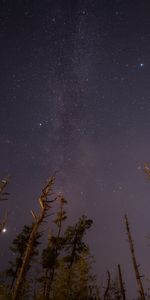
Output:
[[60, 215, 93, 300], [51, 239, 100, 300], [37, 215, 96, 300]]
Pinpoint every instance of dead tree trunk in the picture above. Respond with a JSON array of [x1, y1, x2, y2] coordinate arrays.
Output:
[[118, 264, 126, 300], [44, 196, 67, 300], [0, 212, 7, 233], [124, 214, 145, 300], [103, 271, 111, 300], [0, 177, 9, 195], [0, 177, 9, 233], [12, 176, 55, 300]]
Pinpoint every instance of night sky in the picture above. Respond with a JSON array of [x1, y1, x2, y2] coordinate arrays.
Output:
[[1, 0, 150, 295]]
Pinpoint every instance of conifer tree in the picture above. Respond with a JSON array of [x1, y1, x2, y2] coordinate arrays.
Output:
[[51, 232, 100, 300], [61, 215, 93, 299], [37, 215, 96, 300]]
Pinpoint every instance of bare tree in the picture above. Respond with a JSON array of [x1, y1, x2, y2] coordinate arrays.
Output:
[[103, 271, 111, 300], [118, 264, 126, 300], [144, 164, 150, 179], [0, 211, 8, 233], [124, 214, 145, 300], [0, 177, 9, 233], [42, 195, 67, 300], [12, 176, 56, 300]]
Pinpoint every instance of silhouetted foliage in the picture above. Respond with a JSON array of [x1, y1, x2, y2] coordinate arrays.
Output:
[[0, 173, 149, 299], [6, 224, 40, 291]]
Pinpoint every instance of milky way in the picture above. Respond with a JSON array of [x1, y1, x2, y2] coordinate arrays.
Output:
[[1, 1, 150, 295]]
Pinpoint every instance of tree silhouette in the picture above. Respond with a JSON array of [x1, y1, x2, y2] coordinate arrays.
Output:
[[6, 224, 40, 291], [12, 176, 56, 300], [41, 195, 67, 300], [0, 177, 9, 233]]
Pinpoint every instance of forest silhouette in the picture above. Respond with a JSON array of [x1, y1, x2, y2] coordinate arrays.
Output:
[[0, 168, 149, 300]]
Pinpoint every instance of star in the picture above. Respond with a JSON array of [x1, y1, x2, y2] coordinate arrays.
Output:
[[139, 63, 144, 68], [0, 1, 150, 295]]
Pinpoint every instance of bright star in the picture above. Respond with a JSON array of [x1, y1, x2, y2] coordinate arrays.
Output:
[[140, 63, 144, 67], [2, 228, 7, 233]]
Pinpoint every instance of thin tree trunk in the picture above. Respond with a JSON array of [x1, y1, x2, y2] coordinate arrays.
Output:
[[0, 177, 9, 233], [44, 197, 66, 300], [103, 271, 111, 300], [118, 264, 126, 300], [124, 214, 145, 300], [66, 228, 78, 300], [12, 177, 55, 300], [10, 263, 20, 290]]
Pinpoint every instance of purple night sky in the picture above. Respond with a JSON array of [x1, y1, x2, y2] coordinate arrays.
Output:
[[1, 0, 150, 296]]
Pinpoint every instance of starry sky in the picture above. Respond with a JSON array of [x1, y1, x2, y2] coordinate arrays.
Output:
[[1, 0, 150, 295]]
